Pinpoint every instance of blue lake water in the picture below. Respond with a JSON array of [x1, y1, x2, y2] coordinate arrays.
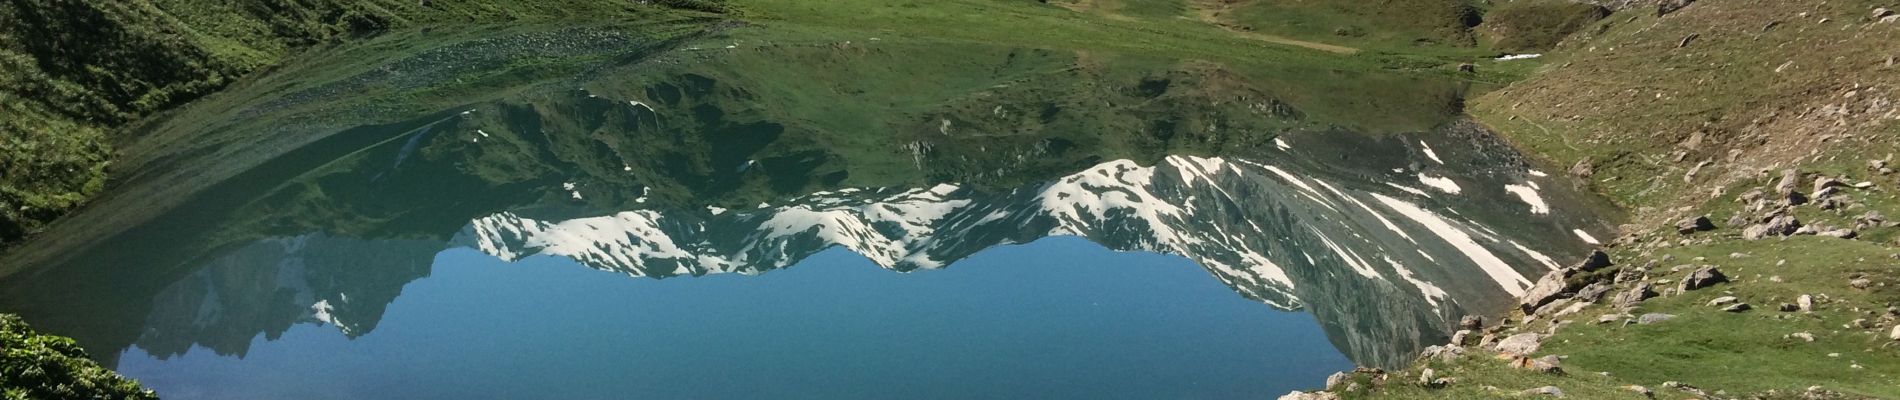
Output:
[[114, 237, 1351, 399], [0, 34, 1616, 399]]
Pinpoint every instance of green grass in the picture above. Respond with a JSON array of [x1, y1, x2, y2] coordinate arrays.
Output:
[[1554, 239, 1900, 397], [1337, 356, 1651, 399], [0, 93, 109, 245], [1330, 239, 1900, 399]]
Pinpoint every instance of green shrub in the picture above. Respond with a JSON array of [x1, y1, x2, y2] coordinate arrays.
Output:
[[1, 314, 156, 400]]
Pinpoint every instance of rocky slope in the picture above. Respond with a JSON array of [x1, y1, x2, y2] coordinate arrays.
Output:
[[1283, 0, 1900, 398]]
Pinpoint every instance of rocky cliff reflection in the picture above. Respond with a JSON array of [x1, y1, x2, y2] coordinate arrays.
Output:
[[0, 38, 1611, 372], [121, 134, 1602, 369]]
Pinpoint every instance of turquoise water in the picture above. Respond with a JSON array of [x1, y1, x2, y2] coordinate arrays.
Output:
[[115, 238, 1349, 399]]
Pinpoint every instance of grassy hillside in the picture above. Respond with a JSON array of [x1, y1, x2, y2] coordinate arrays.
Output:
[[0, 0, 717, 246], [1476, 0, 1610, 52], [1471, 0, 1900, 211], [1285, 0, 1900, 398], [1213, 0, 1483, 49]]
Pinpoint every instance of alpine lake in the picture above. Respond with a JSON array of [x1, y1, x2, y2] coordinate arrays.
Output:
[[0, 21, 1614, 399]]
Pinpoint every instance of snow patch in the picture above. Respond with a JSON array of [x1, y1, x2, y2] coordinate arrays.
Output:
[[1503, 184, 1550, 214], [1416, 174, 1462, 194], [1385, 183, 1432, 198], [1371, 194, 1530, 295], [1573, 229, 1602, 245], [1419, 141, 1445, 164], [1506, 241, 1562, 270]]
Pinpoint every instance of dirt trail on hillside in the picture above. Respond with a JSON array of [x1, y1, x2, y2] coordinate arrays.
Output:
[[1059, 0, 1360, 54], [1186, 0, 1360, 54]]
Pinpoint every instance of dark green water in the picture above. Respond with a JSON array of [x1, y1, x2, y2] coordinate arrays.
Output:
[[0, 26, 1612, 399]]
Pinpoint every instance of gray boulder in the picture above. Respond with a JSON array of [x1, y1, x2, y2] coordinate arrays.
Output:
[[1819, 228, 1858, 239], [1494, 333, 1544, 357], [1420, 345, 1467, 362], [1675, 216, 1715, 234], [1813, 176, 1844, 194], [1776, 169, 1802, 194], [1576, 249, 1615, 271], [1521, 385, 1566, 397], [1277, 391, 1339, 400], [1325, 372, 1349, 390], [1637, 313, 1676, 324], [1743, 214, 1802, 240], [1575, 282, 1614, 303], [1613, 283, 1657, 308], [1678, 266, 1728, 291], [1520, 269, 1579, 314], [1450, 330, 1474, 346], [1460, 315, 1485, 330]]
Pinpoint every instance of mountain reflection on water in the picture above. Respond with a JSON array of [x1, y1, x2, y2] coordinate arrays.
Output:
[[0, 27, 1611, 391]]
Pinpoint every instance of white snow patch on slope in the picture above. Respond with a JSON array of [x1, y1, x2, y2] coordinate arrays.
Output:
[[1385, 256, 1447, 311], [1255, 163, 1341, 212], [533, 211, 706, 271], [1419, 141, 1445, 164], [311, 300, 336, 325], [1507, 241, 1562, 270], [1416, 174, 1462, 194], [1573, 229, 1602, 245], [1313, 180, 1415, 243], [1385, 183, 1432, 198], [1503, 184, 1550, 214], [1370, 193, 1530, 295], [1314, 230, 1382, 279]]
